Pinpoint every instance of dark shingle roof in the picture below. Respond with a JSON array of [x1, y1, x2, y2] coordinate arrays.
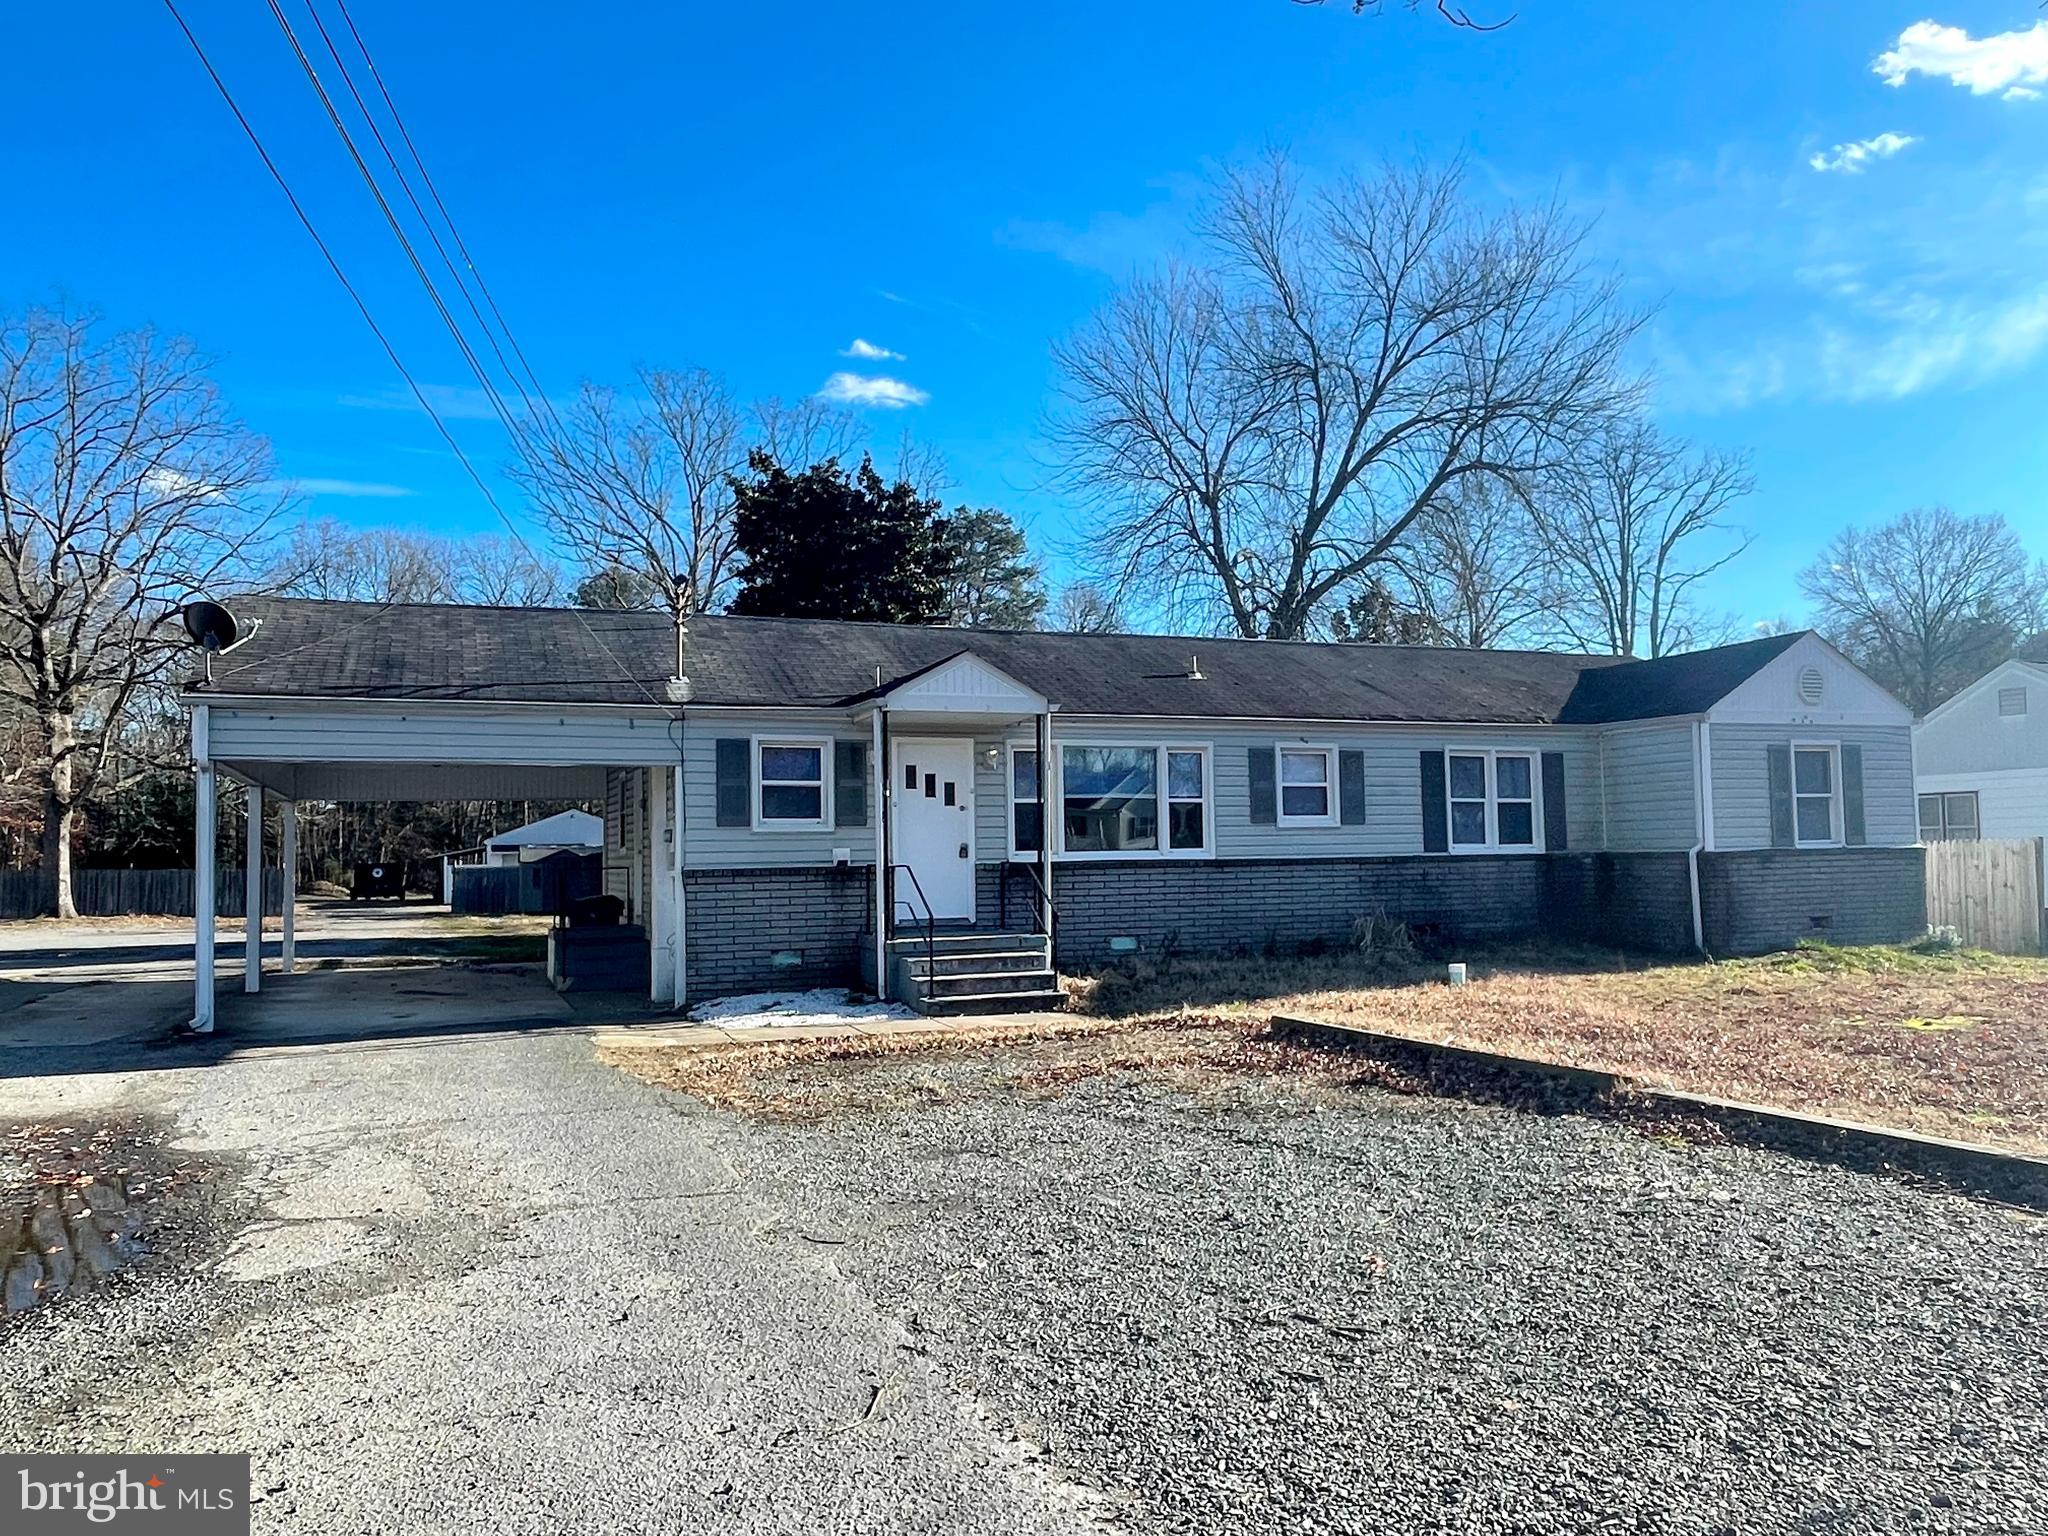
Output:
[[190, 598, 1804, 725], [1552, 632, 1805, 723]]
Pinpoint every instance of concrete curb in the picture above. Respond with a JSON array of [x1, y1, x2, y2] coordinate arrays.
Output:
[[1270, 1013, 2048, 1210]]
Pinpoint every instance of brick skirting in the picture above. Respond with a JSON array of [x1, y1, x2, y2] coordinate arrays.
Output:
[[675, 847, 1927, 997], [1698, 846, 1926, 955], [681, 866, 872, 997]]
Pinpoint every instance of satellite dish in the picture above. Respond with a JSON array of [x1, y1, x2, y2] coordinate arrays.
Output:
[[182, 601, 240, 652]]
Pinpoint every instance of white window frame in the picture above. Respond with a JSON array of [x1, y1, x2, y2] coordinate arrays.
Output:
[[1163, 744, 1214, 857], [1442, 746, 1545, 855], [1275, 744, 1340, 829], [751, 734, 833, 832], [1005, 741, 1045, 862], [1049, 740, 1216, 862], [1918, 789, 1980, 843], [1790, 740, 1842, 849]]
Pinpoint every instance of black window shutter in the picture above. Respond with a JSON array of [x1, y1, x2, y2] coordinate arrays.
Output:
[[1420, 750, 1448, 853], [1338, 750, 1367, 826], [1766, 744, 1794, 848], [715, 739, 750, 827], [1248, 746, 1277, 825], [834, 741, 868, 827], [1841, 743, 1866, 846], [1541, 751, 1568, 851]]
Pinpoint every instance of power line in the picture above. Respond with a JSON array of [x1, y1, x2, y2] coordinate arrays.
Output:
[[262, 0, 543, 470], [329, 0, 572, 444], [296, 0, 561, 444], [160, 0, 662, 709]]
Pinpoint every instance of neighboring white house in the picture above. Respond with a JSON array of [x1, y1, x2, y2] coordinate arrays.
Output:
[[438, 809, 602, 900], [1913, 658, 2048, 844]]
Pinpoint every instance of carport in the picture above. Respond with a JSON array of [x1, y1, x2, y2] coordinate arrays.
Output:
[[187, 693, 687, 1033]]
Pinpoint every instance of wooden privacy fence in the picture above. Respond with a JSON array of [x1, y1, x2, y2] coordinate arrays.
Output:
[[1924, 839, 2045, 955], [0, 868, 287, 921]]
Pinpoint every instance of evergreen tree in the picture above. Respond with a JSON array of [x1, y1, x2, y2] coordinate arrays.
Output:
[[938, 507, 1046, 629], [728, 452, 954, 623]]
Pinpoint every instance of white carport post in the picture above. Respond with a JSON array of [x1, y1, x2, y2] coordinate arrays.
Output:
[[648, 765, 673, 1004], [671, 760, 687, 1010], [244, 784, 263, 993], [192, 755, 217, 1034], [279, 800, 297, 975]]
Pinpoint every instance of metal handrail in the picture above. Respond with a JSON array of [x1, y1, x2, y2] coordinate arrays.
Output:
[[1000, 860, 1058, 940], [887, 863, 939, 984]]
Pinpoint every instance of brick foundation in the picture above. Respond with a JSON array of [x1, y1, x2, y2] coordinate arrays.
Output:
[[681, 866, 872, 997], [1542, 852, 1698, 954], [675, 847, 1928, 995], [1698, 847, 1925, 955], [1047, 855, 1583, 967]]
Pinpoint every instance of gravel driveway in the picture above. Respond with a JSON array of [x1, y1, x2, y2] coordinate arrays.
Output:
[[2, 1024, 2043, 1534]]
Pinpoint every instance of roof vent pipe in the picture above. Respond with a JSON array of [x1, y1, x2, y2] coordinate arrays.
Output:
[[1187, 653, 1205, 681]]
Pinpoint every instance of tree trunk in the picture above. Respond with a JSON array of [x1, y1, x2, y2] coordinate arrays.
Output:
[[39, 715, 77, 919]]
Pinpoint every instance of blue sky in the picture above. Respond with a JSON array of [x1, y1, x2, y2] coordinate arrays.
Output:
[[9, 2, 2048, 631]]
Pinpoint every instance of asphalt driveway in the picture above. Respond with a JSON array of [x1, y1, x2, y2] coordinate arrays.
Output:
[[3, 1012, 2044, 1534]]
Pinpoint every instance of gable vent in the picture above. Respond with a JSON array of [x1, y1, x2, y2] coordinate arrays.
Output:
[[1797, 665, 1825, 706], [2000, 686, 2028, 717]]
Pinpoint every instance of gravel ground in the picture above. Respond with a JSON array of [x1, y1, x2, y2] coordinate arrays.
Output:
[[715, 1046, 2048, 1536], [1, 1021, 2043, 1535]]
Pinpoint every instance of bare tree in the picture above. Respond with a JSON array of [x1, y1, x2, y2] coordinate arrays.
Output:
[[455, 532, 563, 606], [755, 395, 859, 473], [513, 368, 743, 615], [515, 371, 862, 617], [1522, 415, 1753, 657], [1050, 582, 1125, 634], [276, 518, 458, 603], [0, 307, 283, 915], [1381, 474, 1548, 647], [1051, 157, 1639, 640], [1799, 507, 2045, 714], [276, 519, 562, 607]]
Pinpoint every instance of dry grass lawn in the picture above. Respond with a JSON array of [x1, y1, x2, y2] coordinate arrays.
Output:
[[1072, 941, 2048, 1155]]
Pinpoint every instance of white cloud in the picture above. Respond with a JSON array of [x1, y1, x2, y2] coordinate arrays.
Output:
[[280, 477, 417, 498], [1653, 284, 2048, 411], [1875, 19, 2048, 98], [1808, 132, 1920, 173], [841, 338, 903, 361], [816, 372, 929, 409]]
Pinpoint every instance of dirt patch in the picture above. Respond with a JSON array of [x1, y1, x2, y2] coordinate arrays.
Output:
[[2, 1115, 230, 1321], [1069, 940, 2048, 1155]]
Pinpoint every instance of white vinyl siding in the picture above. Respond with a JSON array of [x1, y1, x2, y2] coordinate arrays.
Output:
[[983, 720, 1603, 860], [1711, 722, 1918, 849], [207, 701, 675, 765], [1915, 663, 2048, 778], [680, 710, 877, 868], [1916, 767, 2048, 846], [1598, 721, 1698, 852]]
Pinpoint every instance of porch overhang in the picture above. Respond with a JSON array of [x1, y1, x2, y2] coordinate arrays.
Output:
[[866, 650, 1054, 730]]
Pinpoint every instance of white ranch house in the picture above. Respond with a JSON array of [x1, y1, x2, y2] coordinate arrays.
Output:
[[179, 600, 1925, 1030]]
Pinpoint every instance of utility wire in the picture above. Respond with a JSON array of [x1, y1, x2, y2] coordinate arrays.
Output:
[[297, 0, 561, 445], [263, 0, 543, 471], [161, 0, 662, 708], [329, 0, 573, 443]]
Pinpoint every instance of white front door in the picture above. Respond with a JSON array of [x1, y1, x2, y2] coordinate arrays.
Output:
[[891, 737, 976, 922]]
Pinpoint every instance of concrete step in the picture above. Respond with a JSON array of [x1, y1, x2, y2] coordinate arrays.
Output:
[[888, 930, 1046, 955], [919, 968, 1059, 999], [906, 949, 1049, 979], [913, 987, 1066, 1017]]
